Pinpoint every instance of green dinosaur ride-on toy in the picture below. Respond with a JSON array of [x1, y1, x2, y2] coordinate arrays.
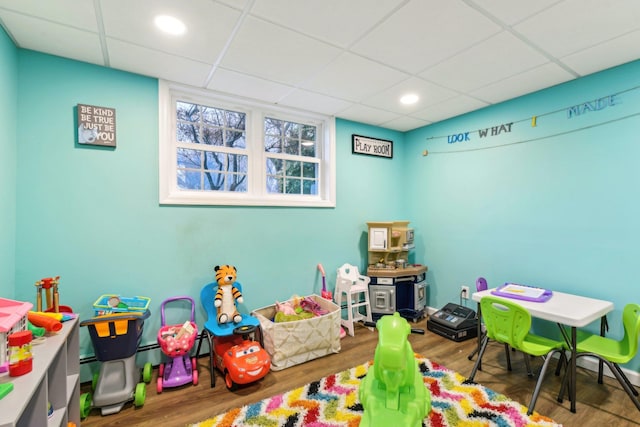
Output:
[[359, 312, 431, 427]]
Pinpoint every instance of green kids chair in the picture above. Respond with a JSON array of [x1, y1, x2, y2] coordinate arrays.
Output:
[[557, 303, 640, 412], [468, 296, 566, 416]]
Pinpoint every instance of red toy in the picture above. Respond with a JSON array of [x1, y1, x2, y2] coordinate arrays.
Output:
[[212, 324, 270, 390]]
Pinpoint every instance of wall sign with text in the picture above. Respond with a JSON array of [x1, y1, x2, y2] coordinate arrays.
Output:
[[352, 134, 393, 158], [77, 104, 116, 147]]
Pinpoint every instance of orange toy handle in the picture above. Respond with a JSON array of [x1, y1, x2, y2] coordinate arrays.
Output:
[[27, 312, 63, 332]]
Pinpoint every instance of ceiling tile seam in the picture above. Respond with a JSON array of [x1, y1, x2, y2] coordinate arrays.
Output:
[[342, 0, 412, 50], [103, 35, 213, 68], [94, 0, 109, 67], [202, 0, 256, 88], [558, 27, 640, 68], [462, 0, 579, 79]]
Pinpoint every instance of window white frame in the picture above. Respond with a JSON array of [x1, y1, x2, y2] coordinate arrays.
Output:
[[159, 80, 336, 207]]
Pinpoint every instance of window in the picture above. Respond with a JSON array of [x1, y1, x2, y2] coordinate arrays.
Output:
[[159, 80, 335, 207]]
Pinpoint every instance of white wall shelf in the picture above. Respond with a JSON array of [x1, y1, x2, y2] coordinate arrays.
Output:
[[0, 318, 79, 427]]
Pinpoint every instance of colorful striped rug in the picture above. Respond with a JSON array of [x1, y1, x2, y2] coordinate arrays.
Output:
[[190, 356, 562, 427]]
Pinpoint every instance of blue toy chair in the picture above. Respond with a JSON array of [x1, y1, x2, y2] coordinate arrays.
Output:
[[195, 281, 261, 387]]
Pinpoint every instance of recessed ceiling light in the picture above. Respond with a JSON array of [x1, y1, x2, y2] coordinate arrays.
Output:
[[154, 15, 186, 36], [400, 93, 419, 105]]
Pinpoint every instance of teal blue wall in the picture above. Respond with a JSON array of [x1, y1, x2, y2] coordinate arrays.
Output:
[[0, 26, 17, 298], [13, 50, 406, 359], [406, 59, 640, 372]]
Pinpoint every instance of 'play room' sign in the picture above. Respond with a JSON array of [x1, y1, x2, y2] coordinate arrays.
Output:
[[77, 103, 116, 147], [352, 134, 393, 158]]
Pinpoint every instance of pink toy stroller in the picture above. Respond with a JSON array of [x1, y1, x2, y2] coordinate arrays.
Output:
[[156, 296, 198, 393]]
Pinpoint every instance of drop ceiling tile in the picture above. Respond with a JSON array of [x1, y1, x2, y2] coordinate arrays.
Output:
[[470, 62, 575, 104], [337, 104, 401, 126], [206, 67, 294, 104], [249, 0, 406, 47], [100, 0, 241, 64], [561, 30, 640, 77], [350, 0, 501, 74], [420, 31, 549, 92], [0, 0, 98, 31], [380, 116, 431, 132], [514, 0, 640, 58], [0, 11, 104, 65], [107, 39, 212, 87], [300, 52, 409, 102], [278, 89, 354, 116], [220, 16, 342, 85], [411, 95, 489, 123], [468, 0, 562, 25], [362, 77, 457, 115]]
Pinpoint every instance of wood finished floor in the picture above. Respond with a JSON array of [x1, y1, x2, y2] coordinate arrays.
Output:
[[80, 323, 640, 427]]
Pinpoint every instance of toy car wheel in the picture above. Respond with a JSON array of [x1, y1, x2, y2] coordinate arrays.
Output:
[[224, 370, 238, 391], [157, 377, 163, 394], [158, 363, 165, 377], [192, 369, 199, 385], [80, 392, 92, 419], [134, 382, 146, 407], [191, 357, 197, 371], [91, 372, 99, 391], [142, 362, 153, 383], [233, 324, 256, 336]]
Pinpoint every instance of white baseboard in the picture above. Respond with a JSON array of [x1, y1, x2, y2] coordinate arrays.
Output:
[[425, 305, 640, 388]]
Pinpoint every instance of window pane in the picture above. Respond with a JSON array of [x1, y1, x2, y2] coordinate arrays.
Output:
[[285, 160, 301, 177], [265, 134, 282, 153], [302, 125, 316, 141], [202, 127, 223, 146], [303, 179, 317, 195], [285, 178, 301, 194], [226, 130, 246, 148], [265, 117, 283, 136], [178, 170, 202, 190], [266, 158, 283, 175], [201, 107, 224, 126], [226, 110, 246, 131], [284, 122, 301, 138], [267, 176, 283, 193], [284, 137, 299, 155], [204, 152, 224, 172], [301, 142, 315, 157], [227, 153, 248, 173], [302, 162, 316, 178], [204, 172, 224, 190], [177, 148, 201, 168], [177, 102, 199, 122], [177, 122, 200, 144], [227, 173, 248, 192]]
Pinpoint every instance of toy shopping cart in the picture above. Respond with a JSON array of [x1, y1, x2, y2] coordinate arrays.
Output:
[[156, 296, 198, 393], [79, 309, 153, 418]]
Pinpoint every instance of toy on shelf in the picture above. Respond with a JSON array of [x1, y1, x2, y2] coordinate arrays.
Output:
[[79, 307, 153, 418], [213, 265, 243, 324], [0, 297, 33, 374], [156, 296, 199, 393], [27, 311, 63, 332], [34, 276, 73, 313], [359, 313, 431, 427]]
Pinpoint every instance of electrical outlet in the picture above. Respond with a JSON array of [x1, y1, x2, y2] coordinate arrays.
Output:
[[461, 285, 470, 299]]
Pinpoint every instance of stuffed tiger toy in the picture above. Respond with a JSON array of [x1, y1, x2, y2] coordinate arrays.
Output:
[[213, 264, 243, 324]]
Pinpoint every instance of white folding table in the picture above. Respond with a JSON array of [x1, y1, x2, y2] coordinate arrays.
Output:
[[472, 288, 614, 413]]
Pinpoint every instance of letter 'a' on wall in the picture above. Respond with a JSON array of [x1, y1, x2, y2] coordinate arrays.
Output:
[[351, 134, 393, 159], [77, 103, 117, 147]]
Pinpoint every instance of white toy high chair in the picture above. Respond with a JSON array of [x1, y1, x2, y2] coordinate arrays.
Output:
[[334, 263, 373, 336]]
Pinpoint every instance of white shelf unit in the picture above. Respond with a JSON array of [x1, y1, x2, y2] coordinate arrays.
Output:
[[0, 317, 80, 427]]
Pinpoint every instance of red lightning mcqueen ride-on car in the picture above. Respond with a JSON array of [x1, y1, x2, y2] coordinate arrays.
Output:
[[213, 324, 270, 390]]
